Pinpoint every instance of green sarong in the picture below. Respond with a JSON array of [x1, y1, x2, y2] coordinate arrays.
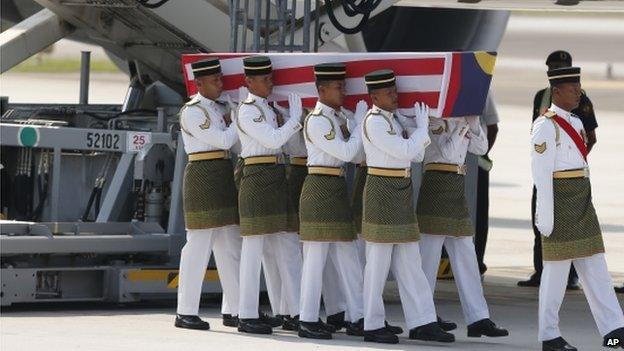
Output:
[[299, 174, 356, 241], [416, 171, 473, 236], [234, 156, 245, 191], [238, 163, 297, 235], [183, 159, 239, 229], [287, 164, 308, 214], [351, 165, 367, 233], [541, 177, 604, 261], [362, 174, 420, 243]]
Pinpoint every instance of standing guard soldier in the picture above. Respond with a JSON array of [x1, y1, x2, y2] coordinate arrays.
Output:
[[415, 111, 508, 338], [532, 66, 624, 351], [360, 69, 453, 344], [297, 62, 368, 339], [521, 50, 599, 289], [175, 58, 242, 330], [236, 56, 305, 334]]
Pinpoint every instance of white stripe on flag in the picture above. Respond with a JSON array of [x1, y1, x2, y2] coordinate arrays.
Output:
[[218, 52, 448, 73]]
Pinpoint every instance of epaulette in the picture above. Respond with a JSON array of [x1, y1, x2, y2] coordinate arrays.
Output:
[[369, 107, 382, 115], [543, 110, 556, 119], [242, 97, 255, 104], [310, 107, 322, 116], [185, 96, 200, 106]]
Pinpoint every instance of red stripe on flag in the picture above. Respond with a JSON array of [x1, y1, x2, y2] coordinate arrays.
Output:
[[442, 53, 462, 117], [274, 92, 439, 111], [345, 58, 444, 77], [220, 57, 445, 91]]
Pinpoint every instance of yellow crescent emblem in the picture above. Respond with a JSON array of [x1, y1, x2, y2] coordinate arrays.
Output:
[[534, 142, 547, 154], [324, 129, 336, 140], [199, 117, 210, 130], [431, 125, 444, 135]]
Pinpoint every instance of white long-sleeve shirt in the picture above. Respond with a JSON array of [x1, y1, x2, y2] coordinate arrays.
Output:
[[423, 117, 488, 165], [286, 129, 308, 158], [179, 93, 239, 154], [236, 92, 302, 158], [303, 101, 363, 167], [531, 103, 588, 236], [362, 105, 430, 168]]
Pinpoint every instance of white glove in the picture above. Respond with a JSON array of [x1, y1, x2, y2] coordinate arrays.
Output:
[[413, 102, 430, 129], [354, 100, 368, 126], [466, 116, 481, 132], [273, 101, 290, 117], [238, 86, 249, 103], [288, 93, 303, 122], [536, 212, 554, 237]]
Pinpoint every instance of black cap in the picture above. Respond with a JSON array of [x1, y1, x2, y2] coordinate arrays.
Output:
[[546, 50, 572, 66], [314, 62, 346, 81], [191, 58, 221, 78], [243, 56, 272, 76], [365, 69, 396, 92], [548, 66, 581, 86]]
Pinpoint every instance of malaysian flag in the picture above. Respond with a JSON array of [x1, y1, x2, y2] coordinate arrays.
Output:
[[181, 52, 496, 118]]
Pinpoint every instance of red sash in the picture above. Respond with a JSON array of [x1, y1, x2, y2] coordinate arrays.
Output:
[[553, 115, 588, 162]]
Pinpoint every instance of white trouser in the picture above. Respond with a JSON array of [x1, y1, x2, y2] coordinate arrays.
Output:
[[300, 241, 364, 323], [539, 253, 624, 341], [419, 234, 490, 324], [261, 236, 283, 315], [239, 232, 302, 319], [363, 241, 437, 331], [322, 257, 347, 317], [262, 232, 301, 316], [176, 225, 241, 316], [356, 234, 366, 266]]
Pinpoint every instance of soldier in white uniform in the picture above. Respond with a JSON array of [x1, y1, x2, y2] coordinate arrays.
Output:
[[269, 99, 351, 332], [360, 69, 454, 344], [415, 107, 508, 338], [236, 56, 305, 334], [175, 58, 242, 330], [297, 62, 368, 339], [532, 67, 624, 351]]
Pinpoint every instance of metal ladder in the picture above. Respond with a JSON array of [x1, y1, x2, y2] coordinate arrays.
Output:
[[229, 0, 320, 53]]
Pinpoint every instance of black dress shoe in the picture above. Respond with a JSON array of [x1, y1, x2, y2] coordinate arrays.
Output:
[[385, 321, 403, 334], [467, 318, 509, 338], [326, 311, 346, 331], [238, 318, 272, 334], [282, 315, 300, 331], [175, 315, 210, 330], [615, 285, 624, 294], [259, 311, 283, 328], [604, 327, 624, 349], [317, 319, 336, 333], [542, 336, 577, 351], [437, 315, 457, 331], [409, 322, 455, 343], [222, 314, 239, 327], [346, 318, 364, 336], [364, 327, 399, 344], [298, 321, 333, 339], [518, 273, 541, 287], [566, 277, 580, 291]]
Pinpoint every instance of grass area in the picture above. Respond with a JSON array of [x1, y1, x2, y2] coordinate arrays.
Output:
[[10, 56, 121, 73]]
